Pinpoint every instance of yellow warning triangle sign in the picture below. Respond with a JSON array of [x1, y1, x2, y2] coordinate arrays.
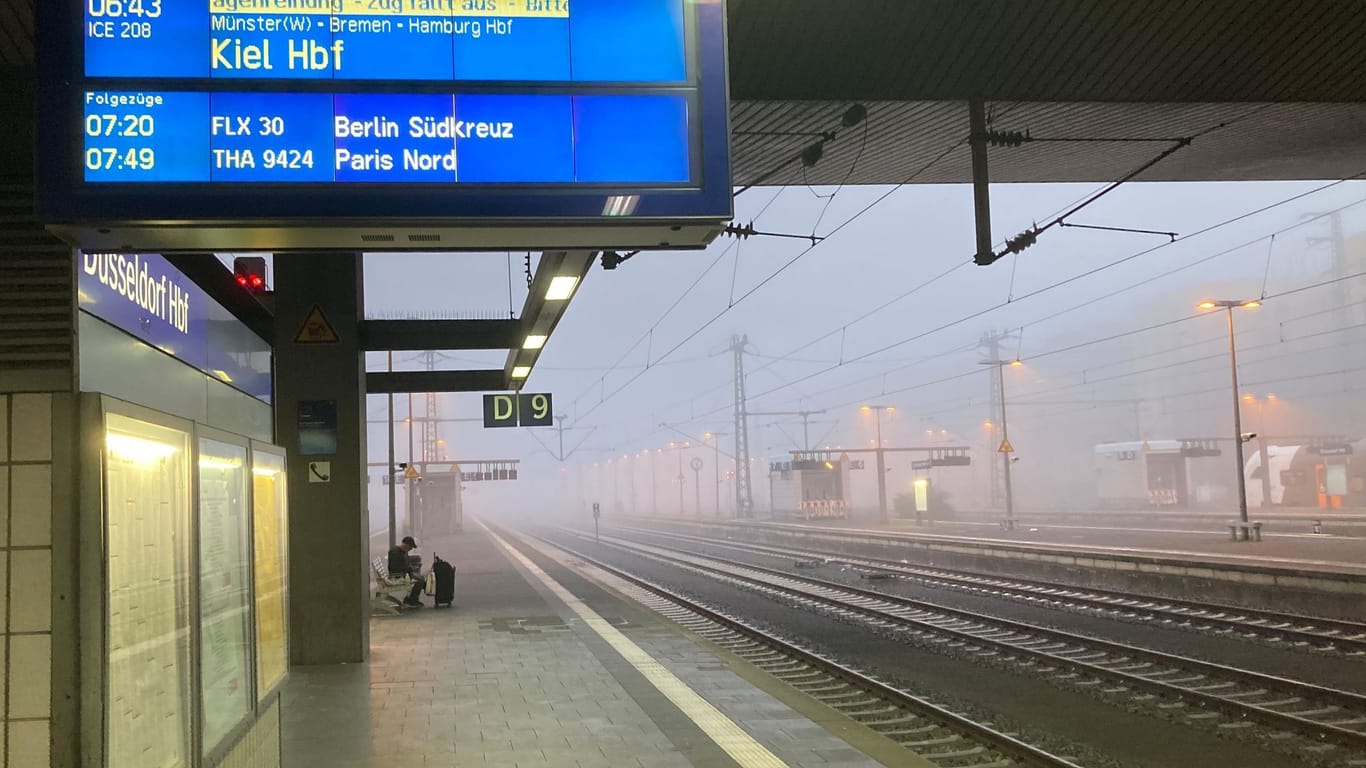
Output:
[[998, 439, 1014, 454], [295, 305, 340, 344], [403, 464, 420, 480]]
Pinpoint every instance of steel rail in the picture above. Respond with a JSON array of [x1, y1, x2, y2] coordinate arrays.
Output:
[[568, 528, 1366, 751], [505, 525, 1084, 768], [609, 524, 1366, 653]]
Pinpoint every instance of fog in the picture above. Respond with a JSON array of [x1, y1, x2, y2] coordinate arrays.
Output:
[[359, 179, 1366, 541]]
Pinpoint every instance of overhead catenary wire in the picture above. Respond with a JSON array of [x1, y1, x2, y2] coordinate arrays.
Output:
[[599, 270, 1366, 455], [726, 183, 1366, 414], [684, 251, 1366, 439], [619, 126, 1249, 425], [569, 165, 1362, 448], [614, 185, 1366, 442], [638, 174, 1366, 431], [568, 186, 786, 415], [813, 269, 1366, 418], [569, 137, 971, 427]]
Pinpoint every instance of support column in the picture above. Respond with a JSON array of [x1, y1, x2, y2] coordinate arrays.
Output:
[[274, 252, 369, 664], [969, 98, 995, 266]]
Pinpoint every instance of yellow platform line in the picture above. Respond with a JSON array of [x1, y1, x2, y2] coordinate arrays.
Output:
[[486, 525, 792, 768]]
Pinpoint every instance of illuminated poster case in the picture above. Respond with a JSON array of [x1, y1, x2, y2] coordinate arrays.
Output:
[[37, 0, 733, 252], [251, 447, 289, 700], [86, 397, 289, 767]]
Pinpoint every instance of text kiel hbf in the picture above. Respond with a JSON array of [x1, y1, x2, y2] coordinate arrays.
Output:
[[210, 15, 523, 71], [212, 37, 344, 71]]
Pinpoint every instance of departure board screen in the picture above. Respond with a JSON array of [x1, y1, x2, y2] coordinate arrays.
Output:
[[39, 0, 732, 249], [82, 90, 691, 184], [84, 1, 685, 83]]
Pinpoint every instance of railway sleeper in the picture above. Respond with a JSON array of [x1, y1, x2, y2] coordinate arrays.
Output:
[[880, 722, 941, 737], [921, 745, 990, 760], [780, 669, 831, 682], [794, 683, 850, 695], [828, 697, 882, 710], [1248, 697, 1305, 708], [1148, 673, 1205, 684], [761, 660, 810, 671], [863, 713, 922, 727], [898, 733, 964, 748], [1280, 706, 1341, 717], [1057, 650, 1109, 662], [812, 688, 866, 701], [843, 704, 901, 718], [1104, 662, 1154, 673], [953, 759, 1014, 768], [739, 651, 786, 662], [1183, 681, 1239, 692], [1021, 642, 1070, 652], [1217, 688, 1271, 700]]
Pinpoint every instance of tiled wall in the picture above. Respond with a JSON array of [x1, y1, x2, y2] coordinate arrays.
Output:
[[2, 393, 55, 768], [213, 700, 281, 768]]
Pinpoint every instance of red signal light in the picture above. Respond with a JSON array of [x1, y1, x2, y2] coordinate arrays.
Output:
[[233, 256, 268, 294]]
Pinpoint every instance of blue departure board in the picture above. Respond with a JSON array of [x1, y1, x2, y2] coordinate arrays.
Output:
[[84, 0, 685, 82], [40, 0, 732, 250], [82, 89, 690, 184]]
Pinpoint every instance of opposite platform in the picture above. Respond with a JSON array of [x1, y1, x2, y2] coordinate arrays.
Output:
[[281, 520, 918, 768]]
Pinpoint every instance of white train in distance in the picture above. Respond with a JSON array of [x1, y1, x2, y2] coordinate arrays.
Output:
[[1094, 438, 1365, 510]]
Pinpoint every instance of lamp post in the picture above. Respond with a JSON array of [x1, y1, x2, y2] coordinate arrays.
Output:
[[979, 359, 1022, 531], [704, 431, 729, 518], [611, 458, 620, 513], [667, 442, 689, 516], [860, 405, 895, 524], [690, 457, 705, 518], [626, 452, 637, 515], [1199, 299, 1262, 528], [1243, 393, 1277, 507], [649, 449, 659, 516]]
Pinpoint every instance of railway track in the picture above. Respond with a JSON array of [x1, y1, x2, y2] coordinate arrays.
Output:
[[560, 527, 1366, 760], [501, 526, 1086, 768], [609, 524, 1366, 655]]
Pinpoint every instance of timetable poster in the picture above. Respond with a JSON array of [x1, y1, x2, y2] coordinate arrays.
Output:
[[84, 0, 687, 83], [197, 441, 254, 751]]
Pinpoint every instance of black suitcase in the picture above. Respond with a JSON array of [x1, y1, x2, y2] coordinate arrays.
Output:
[[431, 555, 455, 607]]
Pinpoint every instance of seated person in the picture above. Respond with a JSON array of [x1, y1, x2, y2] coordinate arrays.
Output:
[[387, 536, 424, 608]]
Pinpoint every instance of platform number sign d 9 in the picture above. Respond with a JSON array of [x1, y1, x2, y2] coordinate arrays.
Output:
[[483, 393, 554, 429]]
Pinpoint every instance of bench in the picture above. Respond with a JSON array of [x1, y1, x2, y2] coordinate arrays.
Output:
[[1228, 521, 1264, 542], [371, 557, 414, 614]]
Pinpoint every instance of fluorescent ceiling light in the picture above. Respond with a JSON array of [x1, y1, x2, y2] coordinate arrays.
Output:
[[511, 366, 532, 379], [106, 433, 178, 463], [523, 335, 548, 350], [545, 276, 579, 301], [212, 369, 233, 383], [199, 456, 243, 470]]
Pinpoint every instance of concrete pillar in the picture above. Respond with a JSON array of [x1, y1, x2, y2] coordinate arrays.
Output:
[[273, 253, 369, 664]]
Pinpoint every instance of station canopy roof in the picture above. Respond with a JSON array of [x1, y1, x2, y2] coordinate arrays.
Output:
[[4, 0, 1366, 185]]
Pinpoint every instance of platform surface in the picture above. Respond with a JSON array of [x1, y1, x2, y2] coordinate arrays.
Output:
[[814, 518, 1366, 575], [646, 512, 1366, 576], [282, 520, 910, 768]]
